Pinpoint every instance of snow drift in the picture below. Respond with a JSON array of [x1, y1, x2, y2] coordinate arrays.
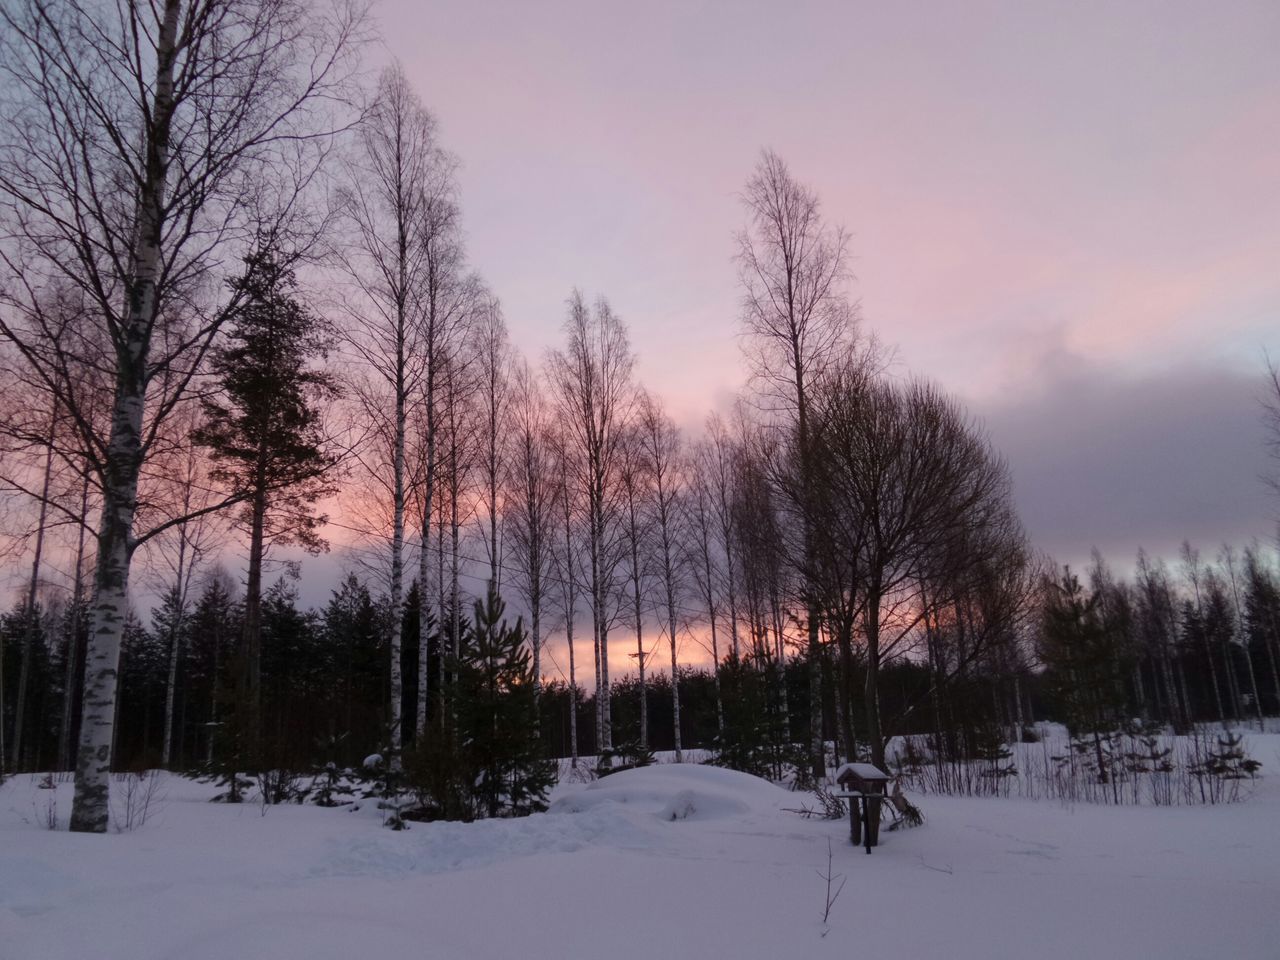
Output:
[[549, 762, 788, 821]]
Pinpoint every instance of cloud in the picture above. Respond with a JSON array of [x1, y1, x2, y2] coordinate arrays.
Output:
[[975, 355, 1276, 569]]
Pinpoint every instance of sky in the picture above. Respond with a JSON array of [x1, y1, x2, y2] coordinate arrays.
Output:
[[361, 0, 1279, 578], [7, 1, 1279, 678]]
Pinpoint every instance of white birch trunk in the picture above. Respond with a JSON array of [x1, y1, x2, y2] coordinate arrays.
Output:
[[70, 0, 182, 832]]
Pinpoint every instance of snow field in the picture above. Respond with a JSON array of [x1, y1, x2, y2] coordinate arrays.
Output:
[[2, 736, 1279, 959]]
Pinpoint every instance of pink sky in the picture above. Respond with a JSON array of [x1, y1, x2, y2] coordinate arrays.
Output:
[[378, 0, 1277, 405], [365, 1, 1279, 575], [6, 3, 1277, 685]]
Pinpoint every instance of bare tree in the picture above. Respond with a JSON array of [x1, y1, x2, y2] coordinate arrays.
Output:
[[1135, 549, 1190, 730], [736, 150, 856, 777], [411, 193, 476, 742], [140, 407, 223, 769], [808, 367, 1015, 769], [475, 296, 510, 587], [1181, 542, 1226, 725], [618, 418, 653, 751], [1263, 357, 1280, 505], [435, 336, 484, 725], [699, 415, 743, 661], [686, 452, 726, 734], [335, 64, 441, 766], [57, 467, 95, 772], [1220, 544, 1265, 730], [0, 0, 363, 831], [9, 392, 59, 771], [546, 292, 636, 757], [505, 359, 558, 713], [639, 395, 688, 761], [549, 430, 583, 766]]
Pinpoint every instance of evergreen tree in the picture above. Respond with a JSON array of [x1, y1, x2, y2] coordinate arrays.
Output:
[[460, 585, 556, 818], [320, 575, 388, 766], [186, 575, 241, 771], [116, 613, 167, 769], [1038, 567, 1127, 783], [406, 585, 555, 821], [194, 249, 338, 769]]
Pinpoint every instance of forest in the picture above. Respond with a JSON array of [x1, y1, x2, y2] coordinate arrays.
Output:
[[1, 0, 1279, 837]]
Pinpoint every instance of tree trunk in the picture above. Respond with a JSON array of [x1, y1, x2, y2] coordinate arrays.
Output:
[[416, 353, 437, 740], [69, 0, 182, 826], [58, 471, 91, 773], [835, 616, 858, 767], [667, 589, 682, 763], [388, 354, 405, 766], [161, 517, 193, 769], [566, 595, 578, 767], [161, 594, 184, 769], [241, 484, 269, 761], [864, 582, 885, 771], [628, 496, 647, 752], [70, 390, 145, 830], [13, 402, 56, 770], [70, 0, 182, 832], [562, 497, 579, 767], [590, 496, 611, 754]]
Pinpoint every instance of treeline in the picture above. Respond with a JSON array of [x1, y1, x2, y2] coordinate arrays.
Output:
[[1038, 547, 1280, 738]]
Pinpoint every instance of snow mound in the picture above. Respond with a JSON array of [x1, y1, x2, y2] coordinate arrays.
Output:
[[549, 763, 787, 822]]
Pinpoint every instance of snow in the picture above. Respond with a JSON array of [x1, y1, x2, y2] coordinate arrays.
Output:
[[834, 762, 891, 782], [549, 762, 788, 821], [3, 738, 1280, 959]]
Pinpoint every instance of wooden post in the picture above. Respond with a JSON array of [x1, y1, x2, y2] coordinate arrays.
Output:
[[863, 798, 872, 854]]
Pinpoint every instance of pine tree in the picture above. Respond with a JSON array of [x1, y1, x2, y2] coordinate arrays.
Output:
[[460, 585, 557, 818], [406, 585, 555, 821], [1038, 567, 1127, 784], [195, 249, 338, 770]]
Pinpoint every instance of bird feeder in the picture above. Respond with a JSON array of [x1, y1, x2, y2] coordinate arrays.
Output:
[[834, 763, 892, 853]]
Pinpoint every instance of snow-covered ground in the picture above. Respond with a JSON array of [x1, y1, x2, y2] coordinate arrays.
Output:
[[3, 738, 1280, 960]]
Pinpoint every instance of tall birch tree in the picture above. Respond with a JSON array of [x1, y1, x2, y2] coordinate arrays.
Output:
[[737, 150, 855, 778], [337, 64, 440, 766], [639, 395, 687, 762], [506, 360, 558, 714], [547, 292, 635, 758]]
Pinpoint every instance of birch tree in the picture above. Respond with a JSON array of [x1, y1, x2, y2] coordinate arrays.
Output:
[[9, 394, 59, 771], [687, 454, 726, 734], [336, 64, 445, 766], [550, 430, 583, 766], [547, 292, 635, 757], [475, 297, 510, 588], [618, 421, 652, 751], [639, 395, 687, 761], [737, 151, 855, 778], [412, 191, 475, 741], [505, 360, 558, 714], [0, 0, 361, 832], [698, 416, 743, 661], [142, 409, 222, 769]]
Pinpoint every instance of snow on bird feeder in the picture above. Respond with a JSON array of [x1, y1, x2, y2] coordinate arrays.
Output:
[[833, 763, 892, 853]]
